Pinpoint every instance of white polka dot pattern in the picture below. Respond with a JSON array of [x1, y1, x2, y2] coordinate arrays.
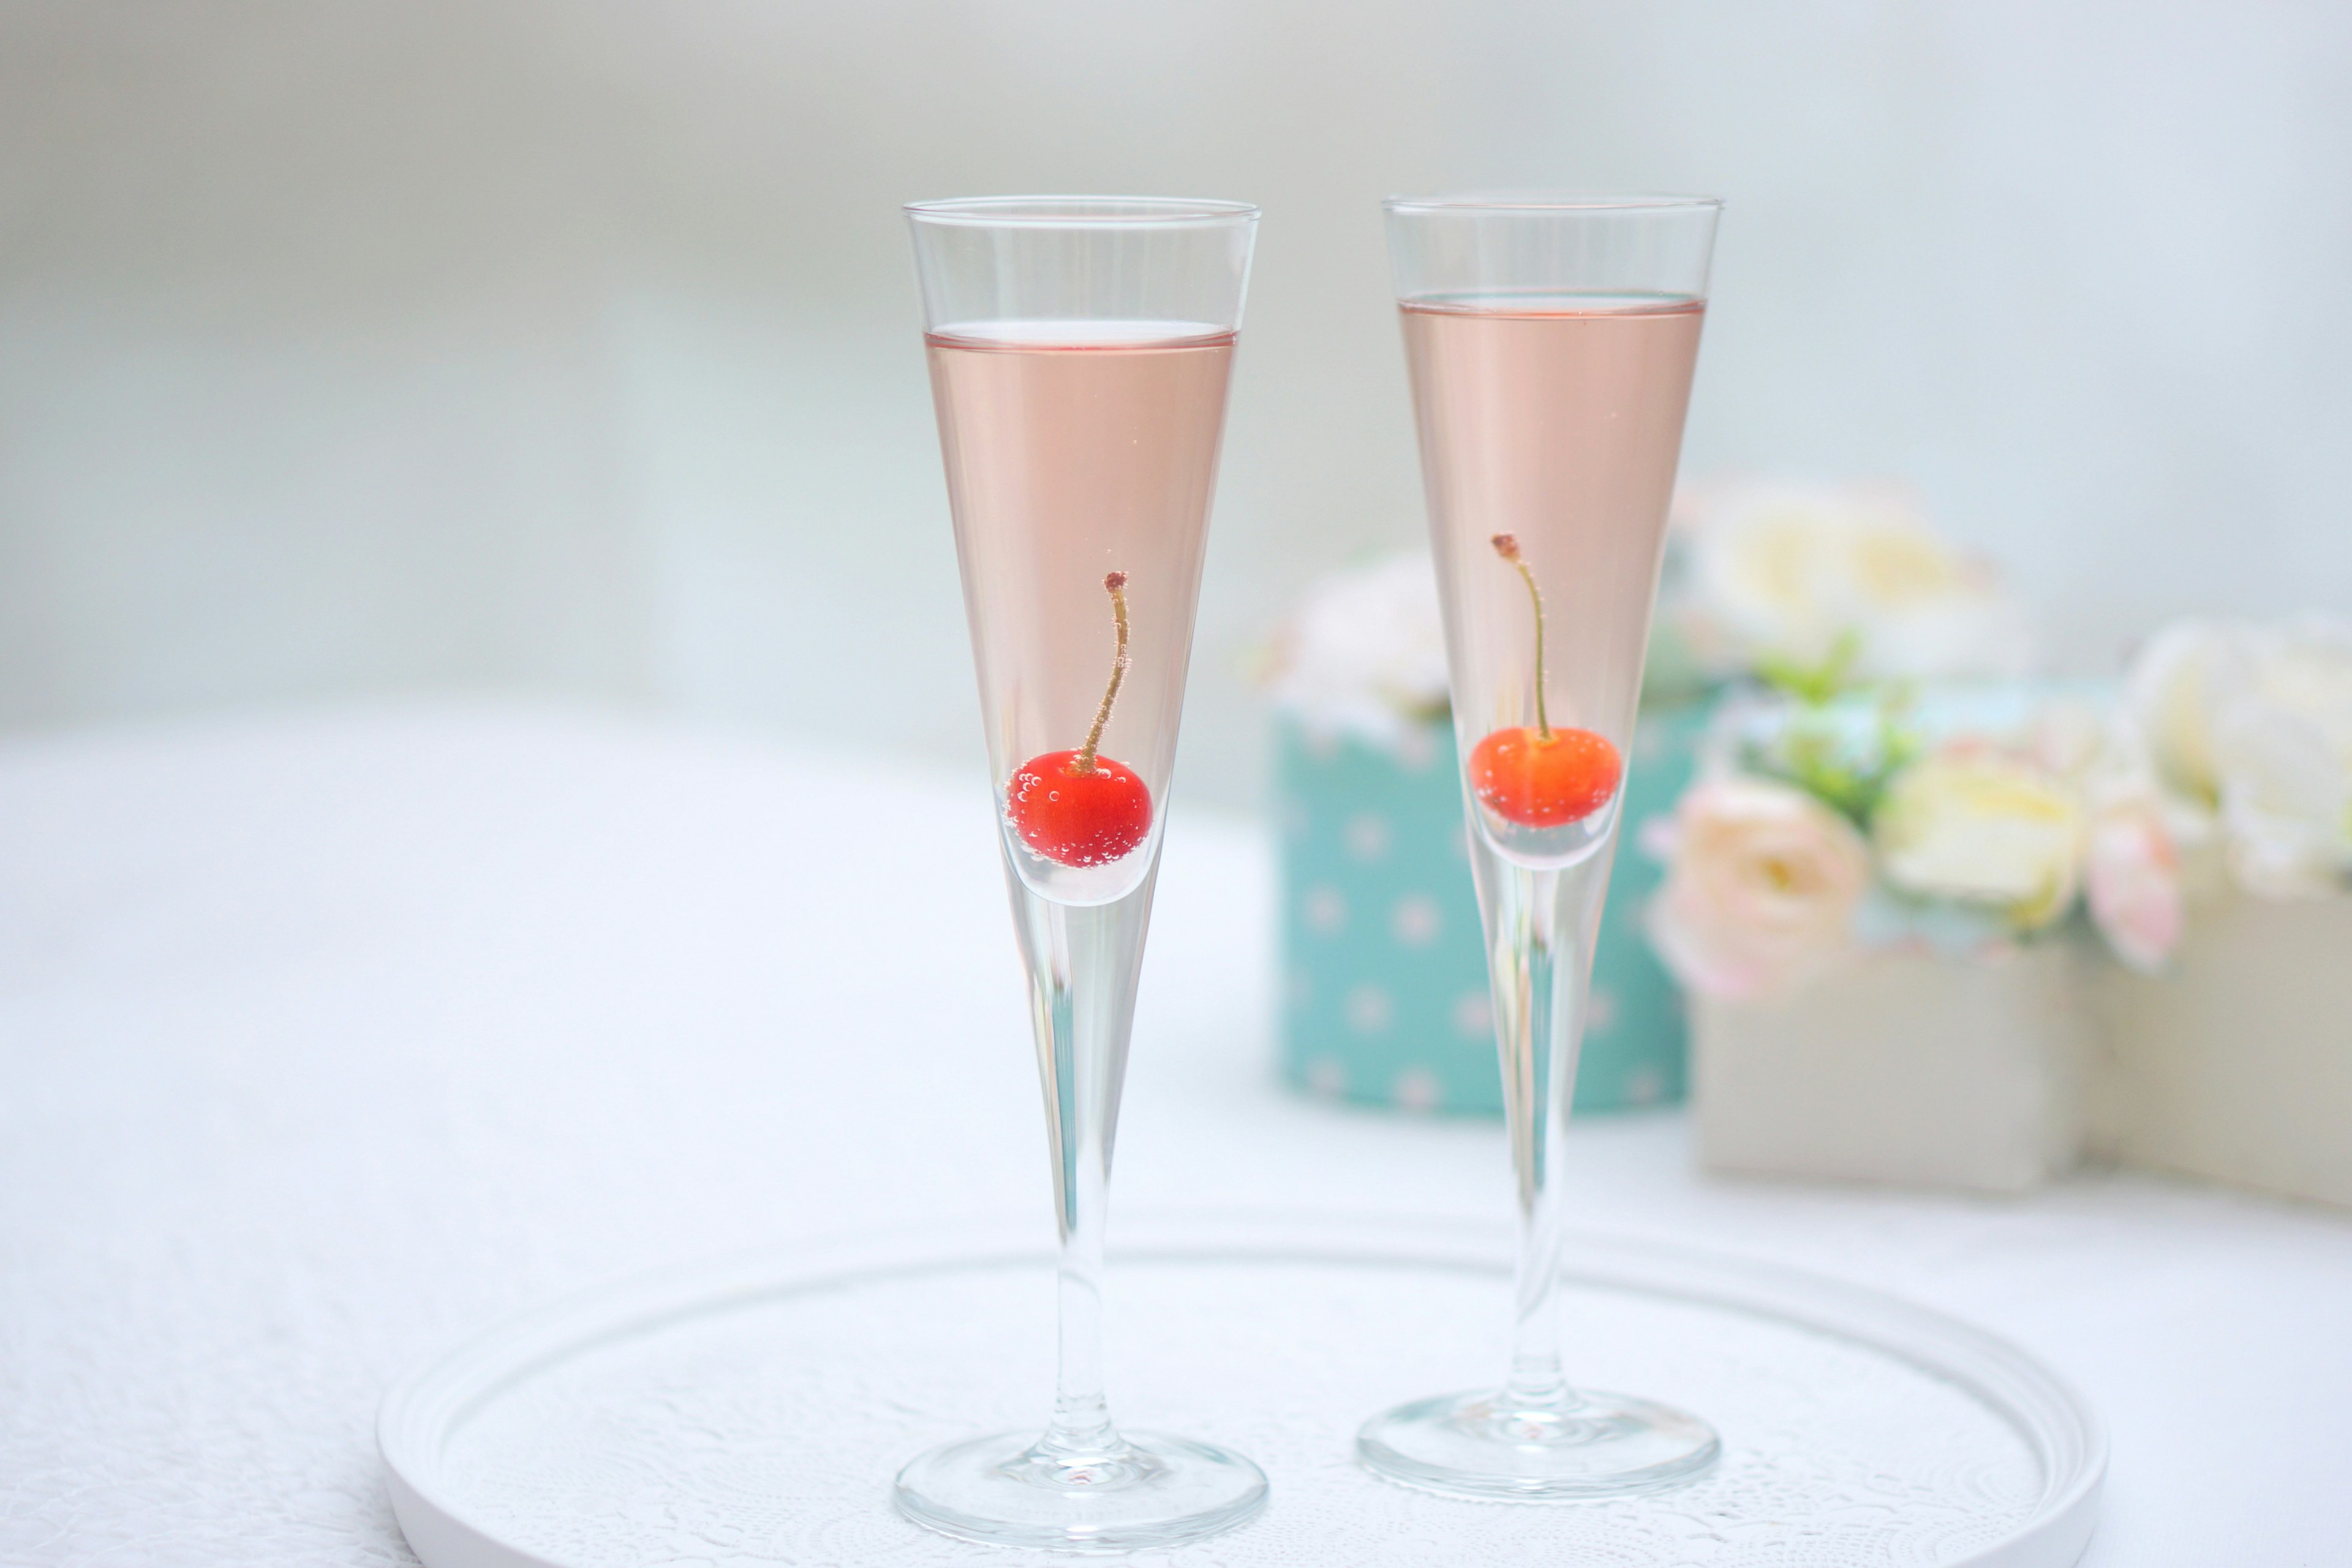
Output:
[[1277, 712, 1711, 1117]]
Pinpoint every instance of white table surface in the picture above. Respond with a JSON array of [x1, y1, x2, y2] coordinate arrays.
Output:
[[3, 704, 2348, 1567]]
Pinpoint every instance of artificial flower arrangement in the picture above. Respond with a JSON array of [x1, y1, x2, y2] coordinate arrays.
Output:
[[1643, 478, 2352, 1199], [2092, 614, 2352, 1208], [1262, 475, 2352, 1202], [1642, 478, 2101, 985], [1645, 682, 2181, 999]]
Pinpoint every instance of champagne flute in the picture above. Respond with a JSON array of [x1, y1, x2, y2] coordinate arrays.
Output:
[[1359, 193, 1724, 1499], [897, 196, 1264, 1551]]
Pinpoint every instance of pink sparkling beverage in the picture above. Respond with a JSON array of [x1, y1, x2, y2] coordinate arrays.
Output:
[[1401, 295, 1704, 867], [1359, 195, 1720, 1503], [899, 197, 1264, 1554], [927, 320, 1236, 904]]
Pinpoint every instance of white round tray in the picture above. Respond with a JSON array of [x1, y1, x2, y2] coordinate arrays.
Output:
[[380, 1213, 2102, 1567]]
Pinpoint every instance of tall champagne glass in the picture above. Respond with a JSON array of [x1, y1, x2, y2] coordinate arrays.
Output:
[[897, 197, 1264, 1551], [1359, 194, 1724, 1499]]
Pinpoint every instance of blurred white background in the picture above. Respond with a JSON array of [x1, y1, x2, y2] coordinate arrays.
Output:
[[3, 1, 2347, 807]]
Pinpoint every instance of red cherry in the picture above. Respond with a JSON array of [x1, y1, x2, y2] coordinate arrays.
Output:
[[1008, 750, 1153, 867], [1468, 726, 1621, 827]]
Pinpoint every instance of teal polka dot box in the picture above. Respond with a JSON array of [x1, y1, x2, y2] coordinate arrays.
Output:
[[1267, 553, 1705, 1117]]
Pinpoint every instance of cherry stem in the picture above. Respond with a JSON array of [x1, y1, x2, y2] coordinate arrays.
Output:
[[1492, 534, 1551, 741], [1072, 571, 1131, 775]]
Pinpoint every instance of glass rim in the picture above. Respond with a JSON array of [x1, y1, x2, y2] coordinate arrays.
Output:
[[905, 195, 1259, 229], [1384, 191, 1723, 215]]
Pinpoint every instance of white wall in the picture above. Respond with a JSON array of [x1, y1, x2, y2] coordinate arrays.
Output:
[[3, 1, 2347, 805]]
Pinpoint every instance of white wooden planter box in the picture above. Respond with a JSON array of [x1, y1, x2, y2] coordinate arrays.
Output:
[[1691, 943, 2093, 1196], [2089, 892, 2352, 1210]]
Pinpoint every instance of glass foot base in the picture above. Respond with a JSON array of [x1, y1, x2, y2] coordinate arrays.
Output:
[[894, 1430, 1267, 1553], [1357, 1388, 1720, 1501]]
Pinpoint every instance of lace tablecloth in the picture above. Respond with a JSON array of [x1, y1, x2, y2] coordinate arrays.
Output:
[[4, 705, 2348, 1566]]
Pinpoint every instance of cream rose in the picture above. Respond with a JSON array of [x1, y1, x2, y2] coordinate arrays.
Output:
[[1265, 552, 1452, 750], [1672, 478, 2029, 682], [1646, 776, 1873, 1000], [2126, 619, 2231, 805], [1872, 752, 2084, 930], [2210, 619, 2352, 896], [2126, 616, 2352, 897]]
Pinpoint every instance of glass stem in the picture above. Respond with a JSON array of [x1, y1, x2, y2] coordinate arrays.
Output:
[[1469, 834, 1615, 1419], [1003, 851, 1158, 1463]]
